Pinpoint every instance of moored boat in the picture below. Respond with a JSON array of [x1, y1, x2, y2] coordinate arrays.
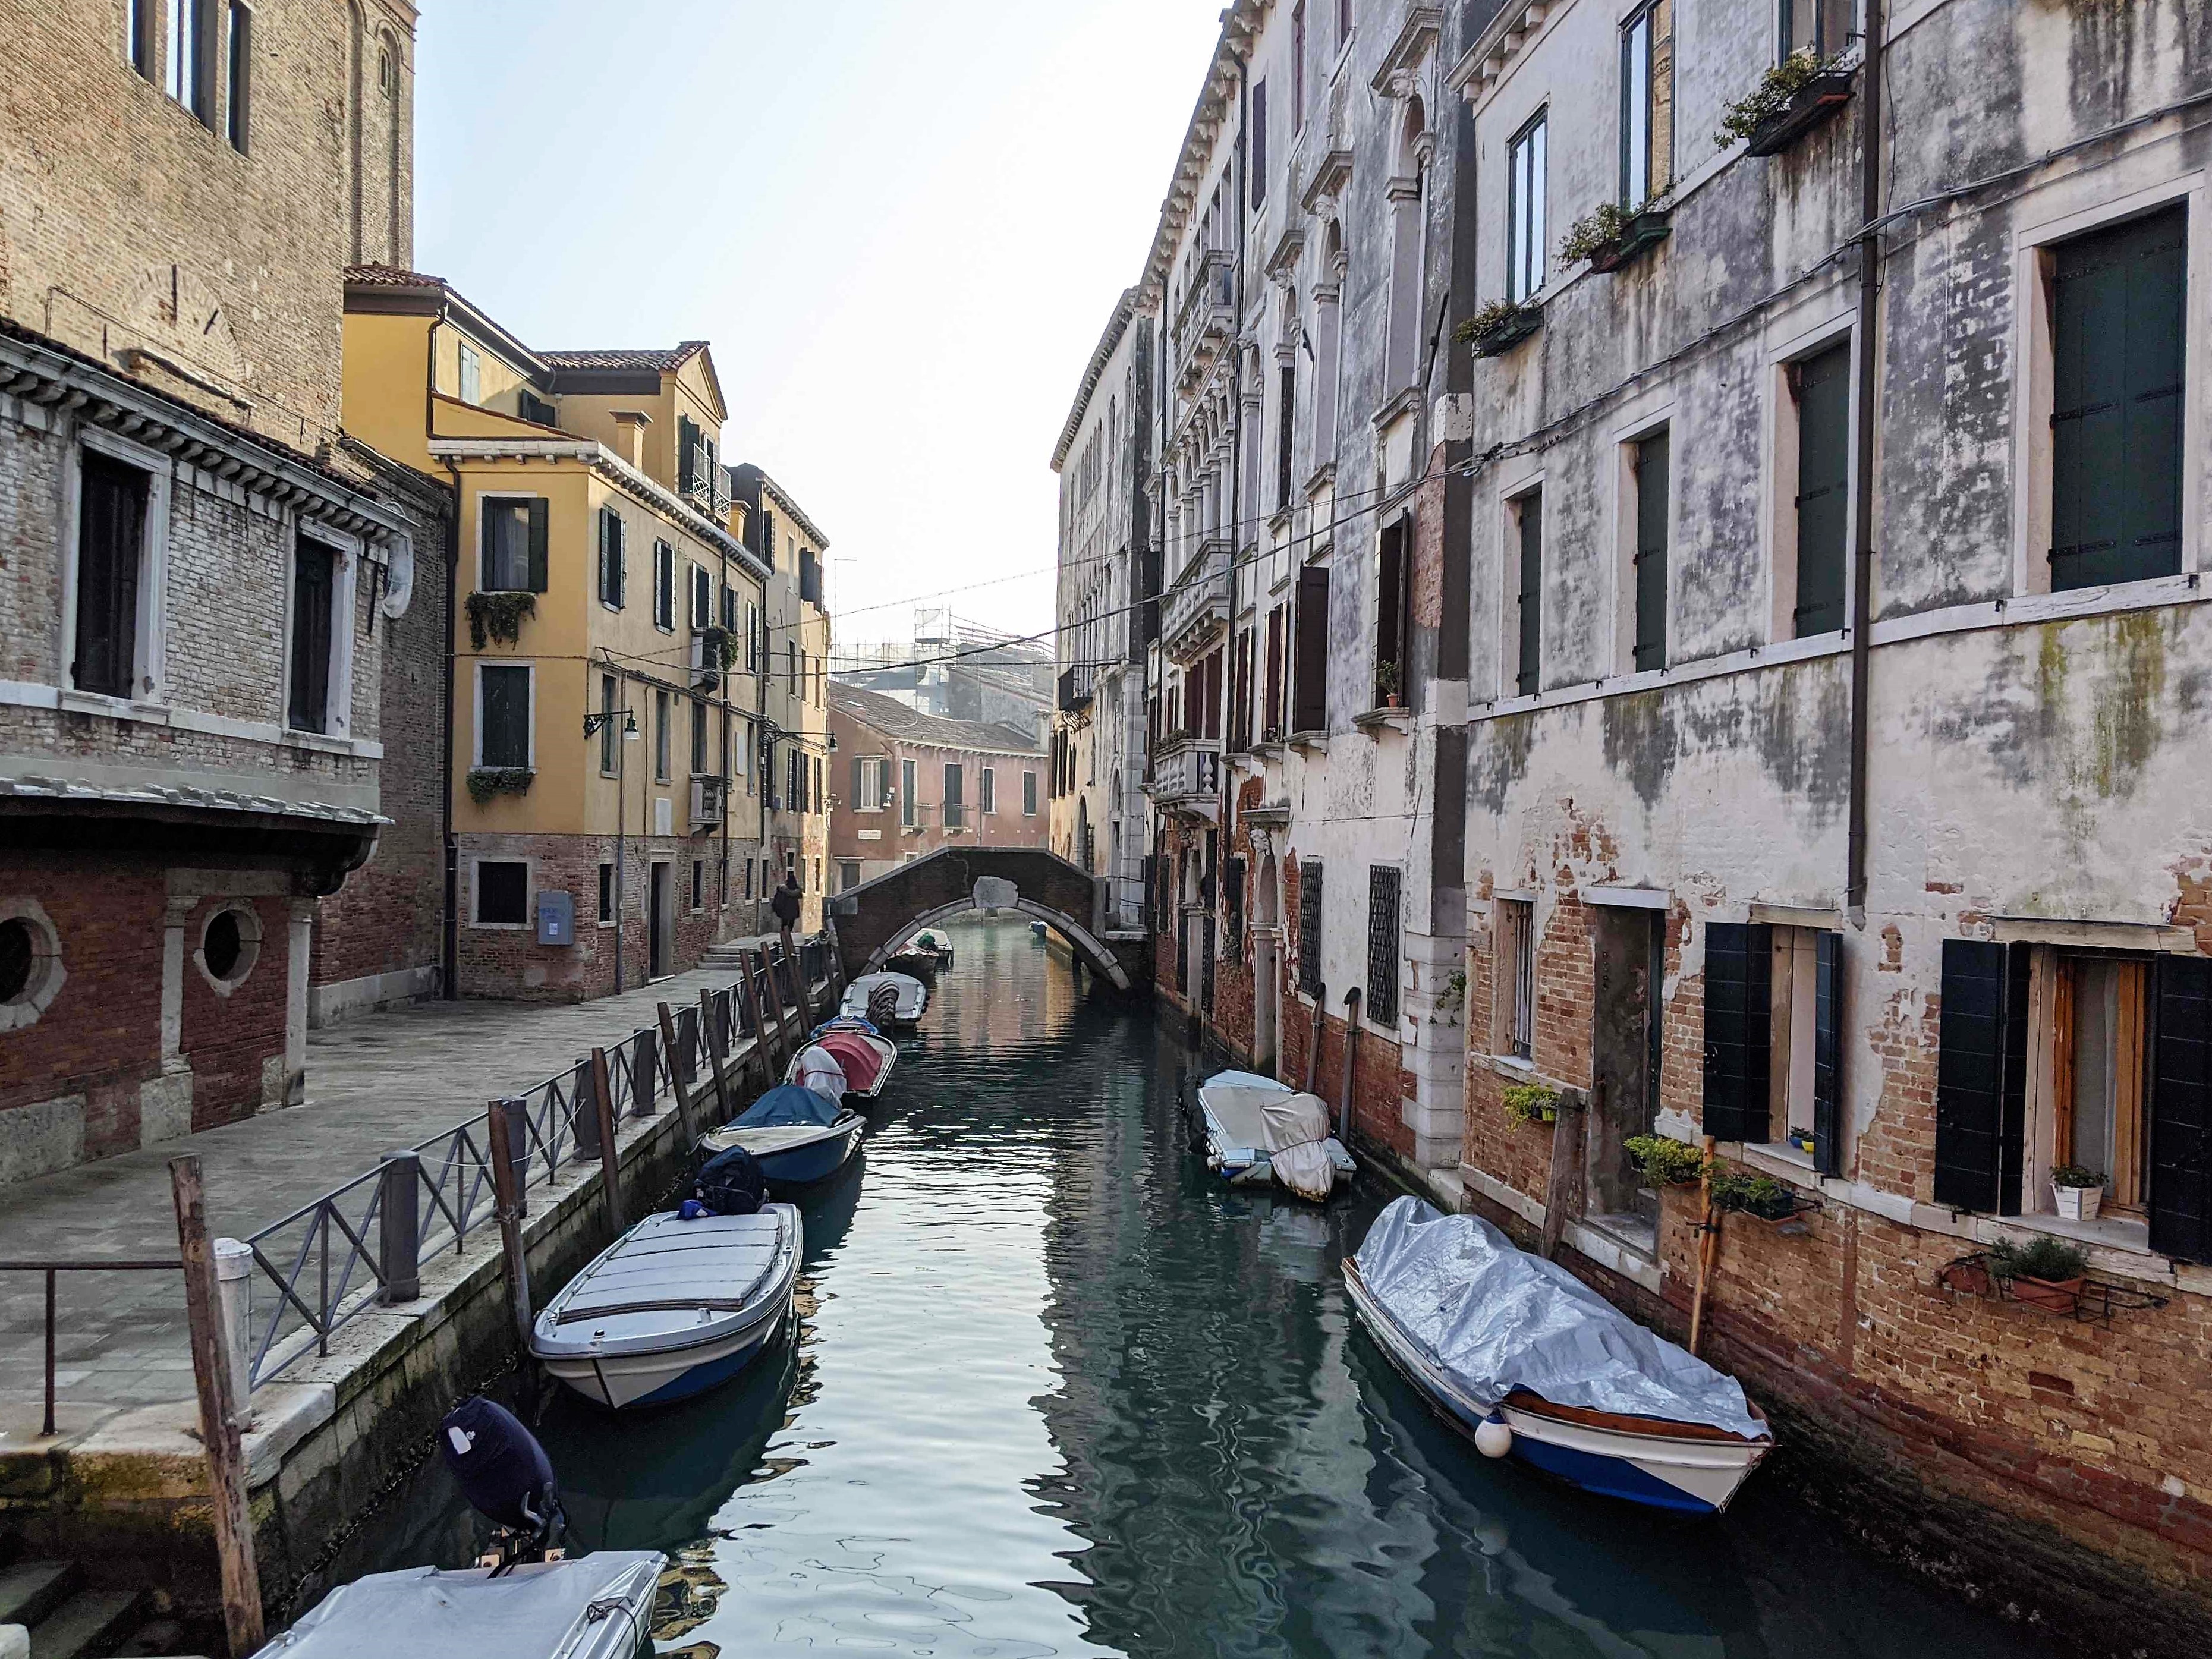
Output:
[[789, 1019, 898, 1100], [1192, 1069, 1355, 1198], [700, 1083, 865, 1186], [841, 970, 927, 1027], [250, 1550, 664, 1658], [881, 930, 954, 981], [1344, 1197, 1773, 1514], [532, 1206, 801, 1410]]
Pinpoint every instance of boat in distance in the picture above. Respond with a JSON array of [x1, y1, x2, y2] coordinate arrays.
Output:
[[1192, 1069, 1355, 1198], [700, 1082, 865, 1185], [841, 970, 928, 1027], [787, 1018, 898, 1100], [531, 1206, 801, 1410], [1345, 1197, 1773, 1514]]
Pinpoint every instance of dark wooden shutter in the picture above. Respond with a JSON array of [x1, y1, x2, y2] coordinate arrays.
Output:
[[677, 415, 697, 492], [1367, 865, 1402, 1025], [1933, 939, 2029, 1213], [481, 666, 530, 769], [851, 758, 863, 812], [597, 510, 612, 605], [1701, 921, 1771, 1142], [1813, 929, 1842, 1176], [2050, 204, 2186, 592], [1516, 490, 1542, 695], [1278, 362, 1296, 510], [74, 454, 145, 698], [288, 538, 335, 734], [1375, 520, 1406, 707], [1251, 80, 1267, 207], [1633, 430, 1670, 672], [1793, 343, 1850, 635], [2150, 956, 2212, 1260], [526, 497, 549, 593], [1263, 607, 1283, 737], [1292, 565, 1329, 732]]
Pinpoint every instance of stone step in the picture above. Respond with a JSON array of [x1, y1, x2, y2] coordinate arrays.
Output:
[[28, 1588, 140, 1659], [112, 1616, 195, 1657], [0, 1563, 74, 1632]]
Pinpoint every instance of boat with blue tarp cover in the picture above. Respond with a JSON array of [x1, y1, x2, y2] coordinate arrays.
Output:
[[1344, 1196, 1774, 1513], [700, 1082, 865, 1186]]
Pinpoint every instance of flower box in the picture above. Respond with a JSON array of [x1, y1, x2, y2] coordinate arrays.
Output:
[[1742, 67, 1856, 156], [1585, 208, 1673, 273], [1458, 303, 1544, 359], [2009, 1273, 2087, 1315]]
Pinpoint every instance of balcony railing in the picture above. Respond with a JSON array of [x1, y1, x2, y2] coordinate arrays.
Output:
[[1161, 539, 1232, 663], [1058, 666, 1094, 713], [1173, 251, 1236, 390], [943, 802, 967, 830], [1146, 736, 1222, 811], [691, 774, 726, 826]]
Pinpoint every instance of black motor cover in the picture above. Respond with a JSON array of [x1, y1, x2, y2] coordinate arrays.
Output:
[[440, 1396, 559, 1533], [696, 1144, 767, 1216]]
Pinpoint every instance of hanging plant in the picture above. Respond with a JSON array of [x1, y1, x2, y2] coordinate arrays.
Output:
[[466, 590, 537, 651], [1625, 1134, 1708, 1187], [1559, 202, 1636, 267], [1503, 1082, 1562, 1127], [1716, 49, 1845, 149], [698, 624, 735, 671], [1708, 1167, 1804, 1219], [1455, 298, 1545, 359], [465, 766, 536, 804]]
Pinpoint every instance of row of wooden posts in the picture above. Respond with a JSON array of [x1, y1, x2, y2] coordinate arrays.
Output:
[[181, 936, 848, 1658]]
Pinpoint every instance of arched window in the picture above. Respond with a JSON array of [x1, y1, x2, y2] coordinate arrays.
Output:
[[1313, 218, 1346, 465], [1384, 97, 1430, 394]]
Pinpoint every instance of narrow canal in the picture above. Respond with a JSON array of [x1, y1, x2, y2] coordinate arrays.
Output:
[[375, 914, 2057, 1657]]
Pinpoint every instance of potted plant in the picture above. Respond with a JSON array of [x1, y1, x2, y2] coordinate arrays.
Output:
[[1557, 196, 1672, 275], [464, 590, 537, 650], [1455, 297, 1544, 358], [1376, 659, 1402, 710], [1503, 1082, 1561, 1128], [465, 766, 536, 805], [1624, 1134, 1707, 1188], [1938, 1254, 1994, 1298], [1788, 1125, 1817, 1157], [1717, 49, 1855, 158], [1986, 1235, 2091, 1314], [1709, 1168, 1810, 1226], [2051, 1166, 2105, 1222]]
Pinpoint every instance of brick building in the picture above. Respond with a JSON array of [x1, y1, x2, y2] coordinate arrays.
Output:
[[826, 682, 1046, 890], [0, 0, 430, 1180]]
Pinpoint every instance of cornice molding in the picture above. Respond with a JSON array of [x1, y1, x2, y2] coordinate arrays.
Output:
[[1370, 5, 1443, 98], [1447, 0, 1553, 100]]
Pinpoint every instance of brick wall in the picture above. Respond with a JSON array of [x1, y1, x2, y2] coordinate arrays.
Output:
[[177, 893, 291, 1129]]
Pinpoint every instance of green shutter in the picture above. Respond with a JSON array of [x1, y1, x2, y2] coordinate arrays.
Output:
[[1701, 922, 1771, 1142], [2051, 204, 2186, 591], [1792, 343, 1849, 635], [527, 498, 549, 593], [851, 757, 863, 811], [1812, 930, 1842, 1176], [2150, 956, 2212, 1260], [1933, 939, 2029, 1213], [1516, 490, 1542, 695], [1633, 431, 1669, 672]]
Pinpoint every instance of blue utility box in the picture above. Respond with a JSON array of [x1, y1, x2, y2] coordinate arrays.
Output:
[[536, 889, 575, 946]]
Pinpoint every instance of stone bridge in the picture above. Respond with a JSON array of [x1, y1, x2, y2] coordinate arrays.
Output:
[[826, 847, 1147, 993]]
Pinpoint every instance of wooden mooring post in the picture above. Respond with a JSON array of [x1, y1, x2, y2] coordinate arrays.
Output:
[[590, 1047, 623, 1236], [656, 1002, 699, 1143], [698, 989, 733, 1122], [1540, 1087, 1588, 1263], [486, 1098, 534, 1352], [735, 958, 773, 1090], [753, 948, 789, 1068], [169, 1154, 265, 1658]]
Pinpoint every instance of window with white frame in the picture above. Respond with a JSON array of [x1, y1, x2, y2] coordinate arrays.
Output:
[[480, 496, 545, 593], [458, 341, 482, 407], [857, 755, 888, 811], [1496, 899, 1536, 1060], [1621, 2, 1666, 206], [1507, 112, 1547, 304], [225, 2, 250, 151], [653, 540, 675, 631], [71, 445, 162, 700], [165, 0, 215, 124], [476, 663, 532, 770]]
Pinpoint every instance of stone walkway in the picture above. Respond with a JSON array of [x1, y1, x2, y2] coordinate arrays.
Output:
[[0, 964, 777, 1444]]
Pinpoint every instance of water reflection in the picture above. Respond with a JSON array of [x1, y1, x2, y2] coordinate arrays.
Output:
[[376, 915, 2055, 1659]]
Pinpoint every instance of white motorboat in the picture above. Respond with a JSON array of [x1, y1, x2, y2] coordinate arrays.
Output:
[[250, 1550, 663, 1658], [699, 1084, 865, 1186], [841, 970, 927, 1026], [1192, 1069, 1355, 1197], [1345, 1197, 1774, 1514], [531, 1207, 800, 1410]]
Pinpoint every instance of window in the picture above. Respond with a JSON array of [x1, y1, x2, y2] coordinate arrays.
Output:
[[1023, 770, 1038, 816], [1263, 606, 1285, 738], [166, 0, 214, 124], [1497, 899, 1535, 1060], [1507, 112, 1548, 304], [654, 689, 671, 783], [690, 698, 707, 777], [73, 452, 150, 699], [1632, 431, 1670, 672], [677, 415, 700, 493], [1292, 4, 1306, 125], [128, 0, 156, 77], [1366, 866, 1401, 1025], [225, 3, 250, 151], [691, 860, 704, 912], [690, 563, 712, 631], [1278, 358, 1296, 511], [476, 861, 528, 927], [288, 535, 336, 734], [1620, 3, 1668, 207], [200, 906, 255, 985], [800, 549, 822, 607], [458, 341, 481, 407], [718, 858, 728, 905], [477, 664, 531, 769], [1337, 0, 1351, 50], [857, 755, 889, 810], [1291, 564, 1329, 732], [903, 760, 918, 828], [2049, 205, 2186, 592], [980, 766, 995, 816], [745, 601, 760, 670], [597, 862, 614, 925], [1297, 861, 1324, 997], [786, 641, 797, 695], [1374, 520, 1408, 709], [1251, 81, 1267, 208], [597, 674, 619, 775], [1701, 922, 1843, 1172], [518, 389, 556, 427], [1781, 0, 1852, 59], [814, 755, 824, 814], [597, 508, 625, 609], [839, 860, 861, 892], [1790, 341, 1851, 635], [653, 540, 675, 631], [744, 860, 754, 901], [480, 496, 546, 593], [943, 763, 965, 829], [721, 582, 737, 633], [1513, 489, 1543, 697]]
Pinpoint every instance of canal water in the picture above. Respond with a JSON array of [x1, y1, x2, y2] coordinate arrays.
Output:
[[373, 914, 2057, 1657]]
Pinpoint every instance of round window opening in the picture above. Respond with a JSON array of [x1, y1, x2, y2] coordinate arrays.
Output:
[[0, 917, 33, 1004], [202, 906, 260, 986]]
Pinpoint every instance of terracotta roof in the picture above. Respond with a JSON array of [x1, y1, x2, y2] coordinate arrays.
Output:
[[829, 681, 1043, 757], [539, 342, 708, 372], [344, 262, 447, 287]]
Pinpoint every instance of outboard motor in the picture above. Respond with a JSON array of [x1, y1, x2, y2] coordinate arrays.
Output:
[[693, 1144, 767, 1217], [867, 983, 899, 1025], [440, 1396, 564, 1569]]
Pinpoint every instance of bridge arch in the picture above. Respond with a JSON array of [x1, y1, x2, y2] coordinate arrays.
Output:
[[827, 846, 1144, 993]]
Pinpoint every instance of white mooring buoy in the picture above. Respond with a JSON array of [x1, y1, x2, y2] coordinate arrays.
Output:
[[1474, 1412, 1514, 1459]]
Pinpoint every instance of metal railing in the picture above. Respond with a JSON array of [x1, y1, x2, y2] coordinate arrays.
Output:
[[235, 940, 829, 1389], [0, 1259, 182, 1436]]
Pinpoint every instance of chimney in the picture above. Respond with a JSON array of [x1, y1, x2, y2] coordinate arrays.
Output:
[[611, 410, 652, 470]]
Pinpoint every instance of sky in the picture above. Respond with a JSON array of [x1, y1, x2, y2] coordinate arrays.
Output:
[[415, 1, 1223, 647]]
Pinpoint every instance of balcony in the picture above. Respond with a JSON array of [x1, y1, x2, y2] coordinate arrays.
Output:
[[1144, 736, 1222, 817], [1160, 539, 1232, 665], [691, 774, 727, 826], [1058, 666, 1094, 714], [943, 802, 968, 832], [1173, 250, 1236, 393]]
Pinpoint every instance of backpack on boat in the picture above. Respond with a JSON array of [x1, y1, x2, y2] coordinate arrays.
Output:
[[694, 1144, 767, 1216]]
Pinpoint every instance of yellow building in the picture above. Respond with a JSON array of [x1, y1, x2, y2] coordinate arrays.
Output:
[[342, 266, 773, 999]]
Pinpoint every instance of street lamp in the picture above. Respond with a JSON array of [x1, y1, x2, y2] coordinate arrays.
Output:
[[584, 707, 641, 990]]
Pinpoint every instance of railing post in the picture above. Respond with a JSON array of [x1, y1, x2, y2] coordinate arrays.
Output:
[[377, 1152, 421, 1305], [699, 989, 733, 1123], [591, 1047, 624, 1237], [169, 1156, 265, 1658], [486, 1099, 534, 1351], [213, 1238, 254, 1410], [657, 1002, 698, 1144], [754, 947, 789, 1067], [571, 1058, 601, 1164], [631, 1026, 658, 1118]]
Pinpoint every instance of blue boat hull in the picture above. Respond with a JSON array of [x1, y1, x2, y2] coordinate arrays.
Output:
[[756, 1120, 861, 1186], [629, 1320, 781, 1408]]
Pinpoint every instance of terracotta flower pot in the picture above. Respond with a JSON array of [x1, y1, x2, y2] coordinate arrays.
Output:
[[2009, 1273, 2085, 1314], [1939, 1259, 1993, 1296]]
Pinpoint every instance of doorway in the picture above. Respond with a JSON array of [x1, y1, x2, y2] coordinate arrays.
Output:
[[649, 861, 672, 979], [1587, 904, 1663, 1252]]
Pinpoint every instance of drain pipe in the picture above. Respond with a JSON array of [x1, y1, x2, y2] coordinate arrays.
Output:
[[1305, 981, 1326, 1094], [1338, 987, 1362, 1146], [1844, 0, 1886, 923]]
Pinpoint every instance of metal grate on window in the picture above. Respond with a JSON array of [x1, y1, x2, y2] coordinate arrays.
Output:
[[1298, 861, 1324, 996], [1502, 900, 1535, 1060], [1367, 867, 1401, 1025]]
